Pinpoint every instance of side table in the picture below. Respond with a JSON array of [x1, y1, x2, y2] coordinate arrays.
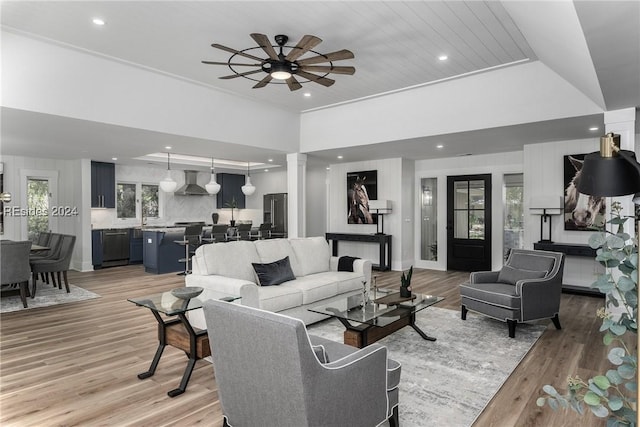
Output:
[[128, 290, 240, 397]]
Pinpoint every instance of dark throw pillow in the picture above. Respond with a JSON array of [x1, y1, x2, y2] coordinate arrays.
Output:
[[338, 256, 360, 272], [252, 256, 296, 286], [497, 265, 548, 285]]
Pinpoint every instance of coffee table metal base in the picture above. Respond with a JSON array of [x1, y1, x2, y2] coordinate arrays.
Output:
[[339, 312, 436, 348]]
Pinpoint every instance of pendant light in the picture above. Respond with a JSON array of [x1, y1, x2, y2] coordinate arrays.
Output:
[[205, 157, 221, 195], [159, 152, 178, 192], [241, 161, 256, 196]]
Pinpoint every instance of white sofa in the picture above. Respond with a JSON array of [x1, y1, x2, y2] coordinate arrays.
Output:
[[185, 236, 372, 329]]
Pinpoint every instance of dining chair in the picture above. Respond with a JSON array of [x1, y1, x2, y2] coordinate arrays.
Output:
[[1, 240, 33, 308], [30, 234, 76, 296]]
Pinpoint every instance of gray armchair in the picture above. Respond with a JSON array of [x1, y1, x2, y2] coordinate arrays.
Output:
[[459, 249, 565, 338], [203, 299, 400, 427]]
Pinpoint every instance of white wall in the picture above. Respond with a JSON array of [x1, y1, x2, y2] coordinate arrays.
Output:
[[300, 61, 603, 153], [328, 158, 405, 269], [306, 166, 329, 238], [2, 30, 300, 152]]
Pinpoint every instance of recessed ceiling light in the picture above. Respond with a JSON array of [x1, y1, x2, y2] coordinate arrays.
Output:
[[436, 144, 444, 149], [589, 127, 599, 131], [326, 167, 331, 170], [268, 158, 273, 162], [92, 18, 106, 26], [111, 157, 118, 161], [337, 155, 343, 159], [303, 93, 311, 97], [264, 169, 269, 172], [165, 146, 172, 150], [438, 55, 448, 61]]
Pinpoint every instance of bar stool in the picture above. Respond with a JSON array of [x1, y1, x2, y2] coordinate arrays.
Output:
[[175, 224, 203, 276]]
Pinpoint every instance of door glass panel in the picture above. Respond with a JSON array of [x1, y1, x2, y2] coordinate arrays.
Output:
[[454, 182, 468, 209], [469, 180, 485, 209], [469, 210, 485, 239], [27, 178, 50, 241], [503, 173, 524, 260], [420, 178, 437, 261], [454, 211, 468, 239]]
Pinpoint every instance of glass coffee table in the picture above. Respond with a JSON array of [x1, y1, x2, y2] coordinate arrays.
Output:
[[128, 289, 240, 397], [309, 289, 444, 348]]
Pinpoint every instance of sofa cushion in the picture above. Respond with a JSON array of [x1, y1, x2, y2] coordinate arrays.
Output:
[[289, 237, 331, 276], [254, 239, 302, 277], [252, 256, 296, 287], [497, 265, 547, 285], [196, 241, 260, 283], [307, 270, 363, 295], [284, 275, 339, 305], [256, 284, 303, 313]]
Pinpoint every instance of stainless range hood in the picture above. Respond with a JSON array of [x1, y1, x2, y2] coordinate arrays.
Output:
[[174, 170, 209, 196]]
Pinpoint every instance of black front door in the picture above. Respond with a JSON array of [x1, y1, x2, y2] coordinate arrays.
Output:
[[447, 174, 492, 271]]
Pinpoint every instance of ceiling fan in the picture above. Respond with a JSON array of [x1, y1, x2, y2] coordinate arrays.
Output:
[[202, 33, 355, 91]]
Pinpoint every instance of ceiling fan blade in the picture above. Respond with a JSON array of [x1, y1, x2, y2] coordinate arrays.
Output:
[[299, 65, 356, 75], [211, 43, 264, 62], [202, 61, 262, 67], [253, 74, 273, 88], [286, 76, 303, 91], [296, 49, 355, 66], [250, 33, 279, 60], [296, 70, 335, 87], [219, 69, 264, 80], [285, 35, 322, 61]]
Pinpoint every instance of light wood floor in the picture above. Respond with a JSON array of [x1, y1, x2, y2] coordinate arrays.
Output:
[[0, 265, 605, 426]]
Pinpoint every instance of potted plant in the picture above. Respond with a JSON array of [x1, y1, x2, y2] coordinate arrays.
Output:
[[224, 197, 238, 227], [537, 201, 637, 425], [400, 265, 413, 298]]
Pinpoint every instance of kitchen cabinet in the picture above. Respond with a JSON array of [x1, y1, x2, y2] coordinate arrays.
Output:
[[129, 228, 143, 264], [216, 173, 246, 209], [92, 229, 103, 269], [143, 229, 184, 274], [91, 161, 115, 208]]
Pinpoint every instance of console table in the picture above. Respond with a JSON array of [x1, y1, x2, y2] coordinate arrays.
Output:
[[533, 242, 602, 297], [325, 233, 392, 271]]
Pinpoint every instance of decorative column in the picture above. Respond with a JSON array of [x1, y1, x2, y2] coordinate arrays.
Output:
[[287, 153, 307, 238]]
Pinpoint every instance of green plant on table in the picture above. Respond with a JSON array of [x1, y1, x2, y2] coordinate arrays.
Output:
[[400, 265, 413, 296], [537, 201, 637, 425], [224, 197, 238, 221]]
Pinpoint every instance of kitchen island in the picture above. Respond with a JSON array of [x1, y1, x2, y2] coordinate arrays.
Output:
[[142, 228, 186, 274]]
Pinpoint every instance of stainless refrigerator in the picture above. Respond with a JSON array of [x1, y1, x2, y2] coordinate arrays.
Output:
[[263, 193, 287, 237]]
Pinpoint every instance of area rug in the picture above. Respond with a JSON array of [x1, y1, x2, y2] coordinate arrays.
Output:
[[0, 284, 100, 313], [307, 306, 547, 427]]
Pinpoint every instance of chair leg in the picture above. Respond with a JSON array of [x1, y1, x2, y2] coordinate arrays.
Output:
[[31, 272, 38, 298], [62, 271, 70, 293], [507, 319, 517, 338], [56, 272, 63, 289], [50, 272, 57, 288], [461, 304, 468, 320], [551, 314, 562, 330], [41, 272, 48, 284], [19, 281, 28, 308], [388, 405, 399, 427]]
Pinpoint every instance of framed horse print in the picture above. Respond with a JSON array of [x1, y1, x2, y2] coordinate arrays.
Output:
[[563, 154, 606, 231], [347, 170, 378, 224]]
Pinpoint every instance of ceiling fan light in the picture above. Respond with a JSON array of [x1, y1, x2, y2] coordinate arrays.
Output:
[[270, 62, 292, 80]]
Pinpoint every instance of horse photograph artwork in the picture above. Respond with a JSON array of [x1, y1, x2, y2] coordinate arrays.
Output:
[[347, 170, 378, 224], [564, 154, 606, 231]]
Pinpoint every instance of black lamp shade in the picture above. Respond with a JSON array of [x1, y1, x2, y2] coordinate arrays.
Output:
[[576, 150, 640, 197]]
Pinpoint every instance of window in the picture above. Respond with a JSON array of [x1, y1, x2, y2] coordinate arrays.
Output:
[[503, 174, 524, 260], [27, 178, 50, 241], [117, 183, 136, 219], [420, 178, 437, 261], [141, 184, 159, 218]]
